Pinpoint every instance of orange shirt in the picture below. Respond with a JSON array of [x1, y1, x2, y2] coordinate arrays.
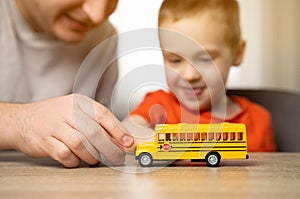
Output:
[[130, 90, 277, 152]]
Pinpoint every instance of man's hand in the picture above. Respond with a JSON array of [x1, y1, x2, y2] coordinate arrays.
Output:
[[0, 94, 133, 167]]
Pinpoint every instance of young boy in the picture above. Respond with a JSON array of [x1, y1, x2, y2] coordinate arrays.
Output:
[[123, 0, 276, 152]]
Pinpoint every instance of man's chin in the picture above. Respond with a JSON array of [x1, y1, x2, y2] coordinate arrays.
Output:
[[55, 30, 86, 43]]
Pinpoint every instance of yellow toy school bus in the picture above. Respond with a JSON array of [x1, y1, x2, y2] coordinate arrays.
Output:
[[135, 123, 249, 167]]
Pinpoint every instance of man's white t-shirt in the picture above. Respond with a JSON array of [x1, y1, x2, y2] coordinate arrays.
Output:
[[0, 0, 118, 109]]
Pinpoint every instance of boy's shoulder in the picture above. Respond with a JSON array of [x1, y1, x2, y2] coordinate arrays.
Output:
[[139, 89, 178, 107], [231, 96, 271, 119], [144, 89, 172, 99]]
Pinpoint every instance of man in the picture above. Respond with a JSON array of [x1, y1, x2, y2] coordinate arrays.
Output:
[[0, 0, 134, 168]]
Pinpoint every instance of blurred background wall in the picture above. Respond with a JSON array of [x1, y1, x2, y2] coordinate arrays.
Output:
[[109, 0, 300, 119]]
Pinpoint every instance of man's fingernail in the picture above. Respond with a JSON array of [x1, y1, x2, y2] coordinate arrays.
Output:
[[122, 135, 134, 147]]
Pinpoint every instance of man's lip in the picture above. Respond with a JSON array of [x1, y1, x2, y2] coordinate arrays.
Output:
[[64, 13, 89, 31]]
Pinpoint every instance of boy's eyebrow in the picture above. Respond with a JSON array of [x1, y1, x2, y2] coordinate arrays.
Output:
[[162, 51, 183, 57], [162, 51, 177, 55], [162, 49, 220, 57], [199, 49, 220, 57]]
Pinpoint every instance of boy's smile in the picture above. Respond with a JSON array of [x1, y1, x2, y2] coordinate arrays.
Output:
[[182, 86, 205, 100]]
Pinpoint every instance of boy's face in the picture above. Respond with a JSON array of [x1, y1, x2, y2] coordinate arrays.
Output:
[[16, 0, 118, 43], [160, 14, 244, 111]]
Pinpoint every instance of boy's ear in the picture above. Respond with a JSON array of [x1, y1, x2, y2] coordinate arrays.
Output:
[[232, 40, 246, 66]]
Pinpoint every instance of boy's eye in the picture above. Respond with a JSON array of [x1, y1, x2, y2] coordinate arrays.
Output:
[[169, 57, 182, 63], [164, 54, 183, 64], [199, 56, 213, 62]]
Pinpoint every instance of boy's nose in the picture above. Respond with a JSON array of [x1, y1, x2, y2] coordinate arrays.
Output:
[[82, 0, 118, 24], [181, 62, 201, 82]]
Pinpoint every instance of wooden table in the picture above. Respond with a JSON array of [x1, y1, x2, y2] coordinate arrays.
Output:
[[0, 151, 299, 199]]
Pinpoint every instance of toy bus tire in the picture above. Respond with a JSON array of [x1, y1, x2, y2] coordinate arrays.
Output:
[[138, 153, 153, 167], [205, 152, 221, 167]]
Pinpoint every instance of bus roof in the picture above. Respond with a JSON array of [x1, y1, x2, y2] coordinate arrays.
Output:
[[155, 123, 246, 133]]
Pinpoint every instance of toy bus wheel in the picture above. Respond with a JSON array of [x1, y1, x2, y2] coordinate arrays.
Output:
[[138, 153, 153, 167], [205, 152, 220, 167]]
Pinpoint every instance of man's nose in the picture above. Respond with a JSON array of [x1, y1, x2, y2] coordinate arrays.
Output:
[[82, 0, 118, 24]]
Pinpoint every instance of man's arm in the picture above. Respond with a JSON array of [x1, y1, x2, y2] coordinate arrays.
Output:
[[0, 94, 134, 167]]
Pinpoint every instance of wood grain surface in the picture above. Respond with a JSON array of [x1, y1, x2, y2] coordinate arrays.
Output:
[[0, 151, 299, 199]]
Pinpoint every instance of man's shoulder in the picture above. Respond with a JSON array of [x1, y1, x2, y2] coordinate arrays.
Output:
[[0, 0, 12, 23]]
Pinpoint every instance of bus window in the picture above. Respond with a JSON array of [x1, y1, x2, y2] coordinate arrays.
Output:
[[230, 132, 236, 140], [158, 133, 164, 142], [173, 133, 178, 141], [223, 132, 228, 140], [208, 132, 214, 141], [166, 133, 171, 141], [216, 132, 221, 141], [194, 133, 200, 141], [201, 133, 207, 141], [180, 133, 186, 141], [237, 132, 243, 140], [187, 133, 193, 141]]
